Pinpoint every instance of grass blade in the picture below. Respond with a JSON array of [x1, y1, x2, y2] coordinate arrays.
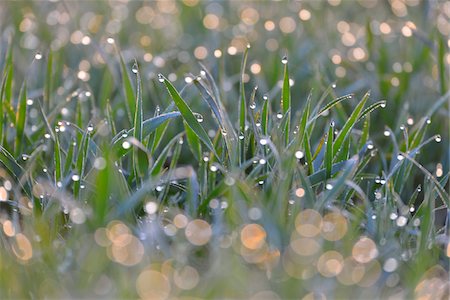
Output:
[[160, 75, 219, 162], [14, 81, 27, 157]]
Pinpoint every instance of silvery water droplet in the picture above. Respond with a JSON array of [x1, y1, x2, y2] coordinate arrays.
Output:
[[435, 135, 441, 143], [131, 63, 138, 74], [35, 52, 43, 60], [281, 56, 288, 64], [249, 102, 256, 110], [157, 73, 164, 83]]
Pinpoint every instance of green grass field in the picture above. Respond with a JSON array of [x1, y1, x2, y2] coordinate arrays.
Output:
[[0, 1, 449, 299]]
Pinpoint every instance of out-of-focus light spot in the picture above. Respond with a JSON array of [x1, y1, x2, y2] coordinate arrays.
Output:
[[12, 233, 33, 262], [144, 201, 158, 214], [436, 163, 443, 177], [241, 223, 266, 250], [337, 257, 365, 285], [337, 21, 350, 33], [299, 9, 311, 21], [3, 220, 15, 237], [173, 265, 199, 290], [227, 46, 237, 55], [174, 214, 188, 228], [295, 209, 322, 237], [185, 219, 212, 246], [250, 62, 261, 74], [136, 269, 171, 300], [379, 22, 392, 34], [279, 17, 296, 33], [70, 207, 86, 224], [214, 49, 222, 58], [295, 188, 305, 198], [317, 251, 344, 277], [328, 0, 341, 6], [0, 186, 8, 201], [290, 236, 320, 256], [240, 7, 259, 25], [203, 14, 220, 30], [357, 260, 381, 287], [77, 70, 90, 82], [401, 25, 413, 37], [331, 54, 342, 64], [342, 32, 356, 46], [352, 236, 378, 264], [352, 47, 366, 61], [264, 20, 275, 31], [194, 46, 208, 60], [321, 211, 348, 241], [391, 77, 400, 87], [265, 38, 279, 51], [335, 66, 346, 77]]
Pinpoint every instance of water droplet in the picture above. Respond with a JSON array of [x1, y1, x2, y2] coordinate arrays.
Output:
[[325, 183, 333, 190], [194, 113, 204, 123], [407, 117, 414, 125], [375, 176, 381, 184], [389, 212, 398, 220], [72, 174, 80, 182], [380, 178, 386, 185], [200, 70, 206, 76], [43, 168, 47, 173], [331, 83, 336, 89], [122, 141, 131, 149], [255, 122, 261, 127], [399, 125, 405, 131], [409, 206, 415, 212], [249, 102, 256, 110], [397, 154, 404, 161], [106, 37, 115, 44], [281, 56, 288, 64], [295, 150, 304, 159], [383, 130, 390, 137], [288, 199, 295, 205], [178, 137, 184, 144], [238, 134, 244, 140], [210, 164, 218, 172], [263, 94, 268, 101], [380, 101, 386, 108], [371, 214, 377, 220], [221, 129, 227, 136], [157, 73, 164, 83], [259, 158, 267, 165], [87, 124, 94, 132], [435, 135, 441, 143], [203, 155, 209, 162], [246, 43, 251, 49], [35, 52, 43, 60], [367, 141, 374, 150], [259, 138, 268, 145], [155, 185, 163, 192], [44, 133, 51, 139], [258, 180, 264, 185], [26, 99, 34, 106], [330, 120, 335, 127], [131, 63, 138, 74]]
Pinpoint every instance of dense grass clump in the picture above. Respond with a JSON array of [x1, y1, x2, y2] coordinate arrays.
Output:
[[0, 1, 449, 299]]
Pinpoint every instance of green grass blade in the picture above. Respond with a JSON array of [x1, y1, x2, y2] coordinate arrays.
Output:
[[184, 120, 201, 161], [281, 56, 290, 145], [160, 75, 219, 162], [332, 91, 370, 157], [325, 122, 334, 179], [44, 51, 53, 113], [14, 81, 27, 157], [119, 54, 135, 124], [239, 47, 249, 165]]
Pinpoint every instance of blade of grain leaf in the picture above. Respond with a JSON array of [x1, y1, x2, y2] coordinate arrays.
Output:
[[161, 76, 219, 162], [325, 123, 334, 179], [119, 54, 135, 124], [332, 91, 370, 157], [239, 47, 249, 165], [281, 57, 290, 145], [14, 81, 27, 157]]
